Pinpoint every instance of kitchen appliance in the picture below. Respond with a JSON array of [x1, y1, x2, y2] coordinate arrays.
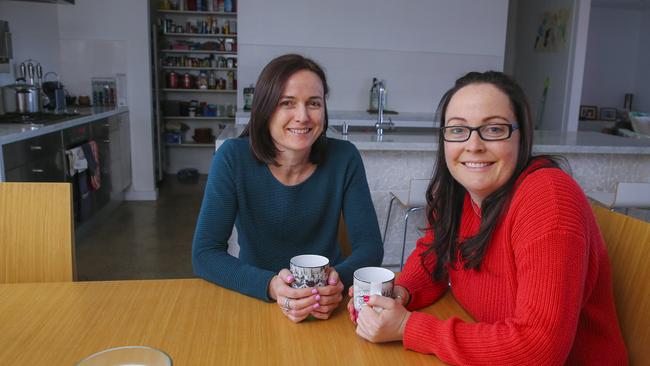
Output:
[[42, 72, 66, 112], [3, 59, 46, 114], [0, 21, 12, 73]]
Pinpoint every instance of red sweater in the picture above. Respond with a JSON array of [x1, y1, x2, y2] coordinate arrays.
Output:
[[396, 163, 628, 365]]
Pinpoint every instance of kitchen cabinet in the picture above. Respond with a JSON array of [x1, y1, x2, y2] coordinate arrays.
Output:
[[108, 112, 132, 197], [4, 155, 66, 182], [153, 0, 238, 174], [0, 110, 133, 226], [2, 132, 65, 182]]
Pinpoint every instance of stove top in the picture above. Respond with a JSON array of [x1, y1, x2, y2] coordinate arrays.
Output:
[[0, 112, 85, 126]]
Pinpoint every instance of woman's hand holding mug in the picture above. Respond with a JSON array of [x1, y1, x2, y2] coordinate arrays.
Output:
[[310, 268, 344, 320], [355, 294, 411, 343], [269, 269, 321, 323]]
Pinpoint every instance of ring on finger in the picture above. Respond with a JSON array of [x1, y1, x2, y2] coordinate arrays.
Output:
[[283, 296, 292, 310]]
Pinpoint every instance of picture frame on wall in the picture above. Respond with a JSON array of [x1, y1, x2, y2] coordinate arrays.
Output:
[[600, 107, 617, 121], [579, 105, 598, 120]]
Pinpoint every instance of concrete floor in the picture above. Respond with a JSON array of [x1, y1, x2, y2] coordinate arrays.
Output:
[[75, 175, 207, 281]]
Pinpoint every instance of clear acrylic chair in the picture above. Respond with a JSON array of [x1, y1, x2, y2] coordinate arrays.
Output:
[[382, 178, 429, 270]]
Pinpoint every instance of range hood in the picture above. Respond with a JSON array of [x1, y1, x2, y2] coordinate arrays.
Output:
[[11, 0, 75, 4]]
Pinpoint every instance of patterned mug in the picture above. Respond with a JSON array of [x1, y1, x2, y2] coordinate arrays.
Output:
[[289, 254, 329, 289]]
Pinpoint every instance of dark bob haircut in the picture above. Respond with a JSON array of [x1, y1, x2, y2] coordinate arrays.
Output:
[[240, 54, 330, 165]]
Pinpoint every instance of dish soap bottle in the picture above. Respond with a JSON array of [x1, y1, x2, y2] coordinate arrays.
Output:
[[369, 78, 378, 111], [243, 84, 254, 111]]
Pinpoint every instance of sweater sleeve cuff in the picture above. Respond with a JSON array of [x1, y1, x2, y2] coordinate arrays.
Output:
[[255, 271, 277, 302], [403, 311, 446, 355]]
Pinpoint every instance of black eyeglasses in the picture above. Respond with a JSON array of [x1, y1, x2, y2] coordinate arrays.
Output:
[[442, 123, 519, 142]]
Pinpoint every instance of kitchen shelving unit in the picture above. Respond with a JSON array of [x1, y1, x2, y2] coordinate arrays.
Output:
[[152, 0, 238, 176]]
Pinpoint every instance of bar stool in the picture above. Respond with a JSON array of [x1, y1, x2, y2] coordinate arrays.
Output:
[[587, 182, 650, 214], [383, 179, 429, 270]]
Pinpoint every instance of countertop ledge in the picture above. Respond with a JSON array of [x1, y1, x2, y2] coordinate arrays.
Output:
[[235, 110, 436, 127], [216, 125, 650, 155], [0, 107, 129, 145]]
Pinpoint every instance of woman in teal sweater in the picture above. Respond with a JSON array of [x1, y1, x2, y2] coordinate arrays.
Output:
[[192, 54, 383, 322]]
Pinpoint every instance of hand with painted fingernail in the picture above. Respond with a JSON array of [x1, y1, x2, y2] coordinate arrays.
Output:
[[346, 285, 357, 323], [268, 268, 319, 323], [310, 268, 344, 320], [355, 295, 411, 343]]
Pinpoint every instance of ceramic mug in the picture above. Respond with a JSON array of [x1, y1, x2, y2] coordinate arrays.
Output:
[[353, 267, 395, 313], [289, 254, 329, 289]]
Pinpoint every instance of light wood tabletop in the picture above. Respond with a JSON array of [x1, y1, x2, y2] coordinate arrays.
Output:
[[0, 278, 472, 365]]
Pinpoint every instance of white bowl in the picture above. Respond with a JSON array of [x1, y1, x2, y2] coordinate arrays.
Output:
[[75, 345, 172, 366]]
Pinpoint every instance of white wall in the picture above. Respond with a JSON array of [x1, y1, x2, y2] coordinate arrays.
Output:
[[510, 0, 589, 131], [0, 1, 61, 86], [57, 0, 156, 200], [581, 6, 642, 110], [237, 0, 508, 114], [0, 0, 155, 200], [635, 8, 650, 112]]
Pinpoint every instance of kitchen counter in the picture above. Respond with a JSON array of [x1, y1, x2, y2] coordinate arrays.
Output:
[[235, 110, 436, 127], [217, 124, 650, 154], [0, 106, 129, 145]]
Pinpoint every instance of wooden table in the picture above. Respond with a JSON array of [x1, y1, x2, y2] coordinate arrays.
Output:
[[0, 279, 471, 365]]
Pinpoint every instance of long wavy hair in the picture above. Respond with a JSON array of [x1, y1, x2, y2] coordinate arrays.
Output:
[[422, 71, 560, 281]]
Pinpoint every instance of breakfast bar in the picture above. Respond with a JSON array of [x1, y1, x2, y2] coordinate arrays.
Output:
[[217, 122, 650, 266]]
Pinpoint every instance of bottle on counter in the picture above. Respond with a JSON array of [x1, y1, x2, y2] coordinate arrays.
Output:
[[369, 77, 378, 111], [243, 84, 254, 111]]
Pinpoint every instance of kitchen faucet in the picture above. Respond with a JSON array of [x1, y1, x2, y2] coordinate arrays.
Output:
[[374, 80, 393, 135]]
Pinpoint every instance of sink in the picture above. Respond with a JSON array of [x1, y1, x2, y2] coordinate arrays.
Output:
[[330, 125, 438, 135]]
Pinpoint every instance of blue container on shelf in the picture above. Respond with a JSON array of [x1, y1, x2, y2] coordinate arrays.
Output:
[[206, 104, 217, 117], [165, 132, 182, 144]]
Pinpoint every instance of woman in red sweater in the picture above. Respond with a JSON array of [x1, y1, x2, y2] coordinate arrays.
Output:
[[350, 71, 628, 365]]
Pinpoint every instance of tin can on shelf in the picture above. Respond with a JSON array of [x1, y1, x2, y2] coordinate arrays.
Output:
[[167, 71, 178, 89], [182, 73, 193, 89]]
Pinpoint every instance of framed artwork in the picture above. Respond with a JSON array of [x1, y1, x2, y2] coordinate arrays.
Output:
[[579, 105, 598, 120], [600, 107, 617, 121]]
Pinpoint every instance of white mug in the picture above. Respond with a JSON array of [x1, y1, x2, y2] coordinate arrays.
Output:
[[353, 267, 395, 313], [289, 254, 329, 288]]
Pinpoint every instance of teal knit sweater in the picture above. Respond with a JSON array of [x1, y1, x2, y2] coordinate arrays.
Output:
[[192, 137, 383, 301]]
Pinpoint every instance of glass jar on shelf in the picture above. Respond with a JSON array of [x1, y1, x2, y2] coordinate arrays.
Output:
[[197, 71, 208, 90], [208, 71, 216, 89]]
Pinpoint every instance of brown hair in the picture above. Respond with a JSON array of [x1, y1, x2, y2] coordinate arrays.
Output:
[[240, 54, 330, 165]]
